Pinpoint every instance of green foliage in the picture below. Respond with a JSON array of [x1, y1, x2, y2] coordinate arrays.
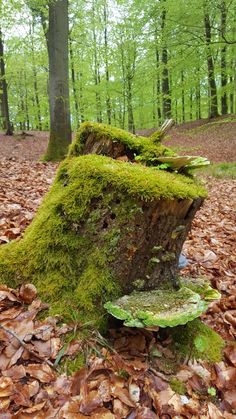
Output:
[[199, 162, 236, 179], [207, 387, 217, 397], [170, 378, 187, 395], [2, 0, 236, 131], [171, 319, 225, 363]]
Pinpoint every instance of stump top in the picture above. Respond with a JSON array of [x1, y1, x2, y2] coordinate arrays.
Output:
[[61, 154, 207, 201], [68, 121, 175, 160]]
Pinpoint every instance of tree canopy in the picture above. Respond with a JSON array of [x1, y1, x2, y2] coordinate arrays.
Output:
[[0, 0, 235, 134]]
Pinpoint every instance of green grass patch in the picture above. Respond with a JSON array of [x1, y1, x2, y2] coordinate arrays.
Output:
[[199, 162, 236, 179]]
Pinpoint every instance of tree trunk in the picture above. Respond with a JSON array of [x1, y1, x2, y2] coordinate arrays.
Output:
[[127, 76, 135, 133], [104, 1, 111, 125], [161, 1, 171, 119], [203, 9, 219, 118], [24, 71, 30, 131], [92, 0, 102, 123], [196, 67, 201, 120], [0, 29, 13, 135], [181, 69, 185, 122], [220, 0, 228, 115], [69, 36, 80, 127], [30, 25, 42, 131], [44, 0, 71, 161], [0, 122, 206, 327], [190, 88, 193, 120], [154, 25, 162, 123]]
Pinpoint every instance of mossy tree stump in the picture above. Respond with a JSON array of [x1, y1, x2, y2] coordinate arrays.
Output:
[[0, 123, 207, 328]]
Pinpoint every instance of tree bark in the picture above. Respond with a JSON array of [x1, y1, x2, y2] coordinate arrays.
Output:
[[181, 69, 185, 122], [30, 24, 42, 131], [104, 1, 111, 125], [69, 36, 80, 127], [24, 71, 30, 131], [0, 29, 13, 135], [203, 8, 219, 118], [220, 0, 228, 115], [154, 24, 162, 123], [92, 0, 102, 123], [161, 1, 171, 119], [45, 0, 71, 161]]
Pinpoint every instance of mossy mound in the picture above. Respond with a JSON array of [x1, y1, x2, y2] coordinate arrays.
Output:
[[68, 121, 175, 162], [0, 154, 206, 326], [104, 287, 210, 328], [171, 319, 225, 363]]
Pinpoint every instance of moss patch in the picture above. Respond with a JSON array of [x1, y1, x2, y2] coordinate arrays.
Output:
[[69, 121, 175, 162], [170, 319, 225, 363], [170, 377, 187, 395], [180, 277, 221, 301], [65, 155, 207, 201]]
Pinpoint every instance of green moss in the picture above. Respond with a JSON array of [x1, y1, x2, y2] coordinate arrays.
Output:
[[64, 352, 85, 375], [150, 130, 162, 143], [171, 319, 225, 363], [170, 378, 187, 395], [43, 130, 71, 162], [180, 277, 221, 301], [66, 155, 206, 201], [68, 121, 175, 161]]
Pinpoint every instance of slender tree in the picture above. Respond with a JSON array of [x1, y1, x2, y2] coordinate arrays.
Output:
[[220, 0, 228, 115], [203, 2, 219, 118], [160, 0, 171, 119], [0, 29, 13, 135]]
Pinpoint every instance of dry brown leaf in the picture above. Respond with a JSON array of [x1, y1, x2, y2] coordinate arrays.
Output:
[[113, 398, 131, 418], [79, 391, 103, 415], [0, 377, 14, 397], [215, 362, 236, 390], [25, 363, 56, 383]]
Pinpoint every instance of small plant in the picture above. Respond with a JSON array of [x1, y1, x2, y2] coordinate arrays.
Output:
[[207, 387, 217, 397]]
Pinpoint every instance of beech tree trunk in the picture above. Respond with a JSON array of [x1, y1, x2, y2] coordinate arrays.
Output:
[[220, 0, 228, 115], [45, 0, 71, 161], [104, 2, 111, 125], [69, 36, 80, 127], [0, 29, 13, 135], [161, 1, 171, 120], [203, 9, 219, 118]]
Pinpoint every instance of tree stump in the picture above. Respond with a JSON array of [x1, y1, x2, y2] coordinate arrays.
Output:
[[0, 123, 207, 328]]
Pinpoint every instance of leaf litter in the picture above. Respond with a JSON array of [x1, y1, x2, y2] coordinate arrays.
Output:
[[0, 158, 236, 417]]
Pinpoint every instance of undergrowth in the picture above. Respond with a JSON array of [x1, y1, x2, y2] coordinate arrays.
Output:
[[199, 162, 236, 179]]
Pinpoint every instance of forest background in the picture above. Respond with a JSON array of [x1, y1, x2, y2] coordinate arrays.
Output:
[[0, 0, 236, 136]]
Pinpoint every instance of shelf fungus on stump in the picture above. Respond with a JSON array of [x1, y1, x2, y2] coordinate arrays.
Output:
[[104, 279, 221, 328], [0, 122, 216, 331]]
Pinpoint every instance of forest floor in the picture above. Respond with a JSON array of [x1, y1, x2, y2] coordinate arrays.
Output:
[[0, 117, 235, 418]]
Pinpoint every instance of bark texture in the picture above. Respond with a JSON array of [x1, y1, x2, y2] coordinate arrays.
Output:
[[0, 29, 13, 135], [45, 0, 71, 161]]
